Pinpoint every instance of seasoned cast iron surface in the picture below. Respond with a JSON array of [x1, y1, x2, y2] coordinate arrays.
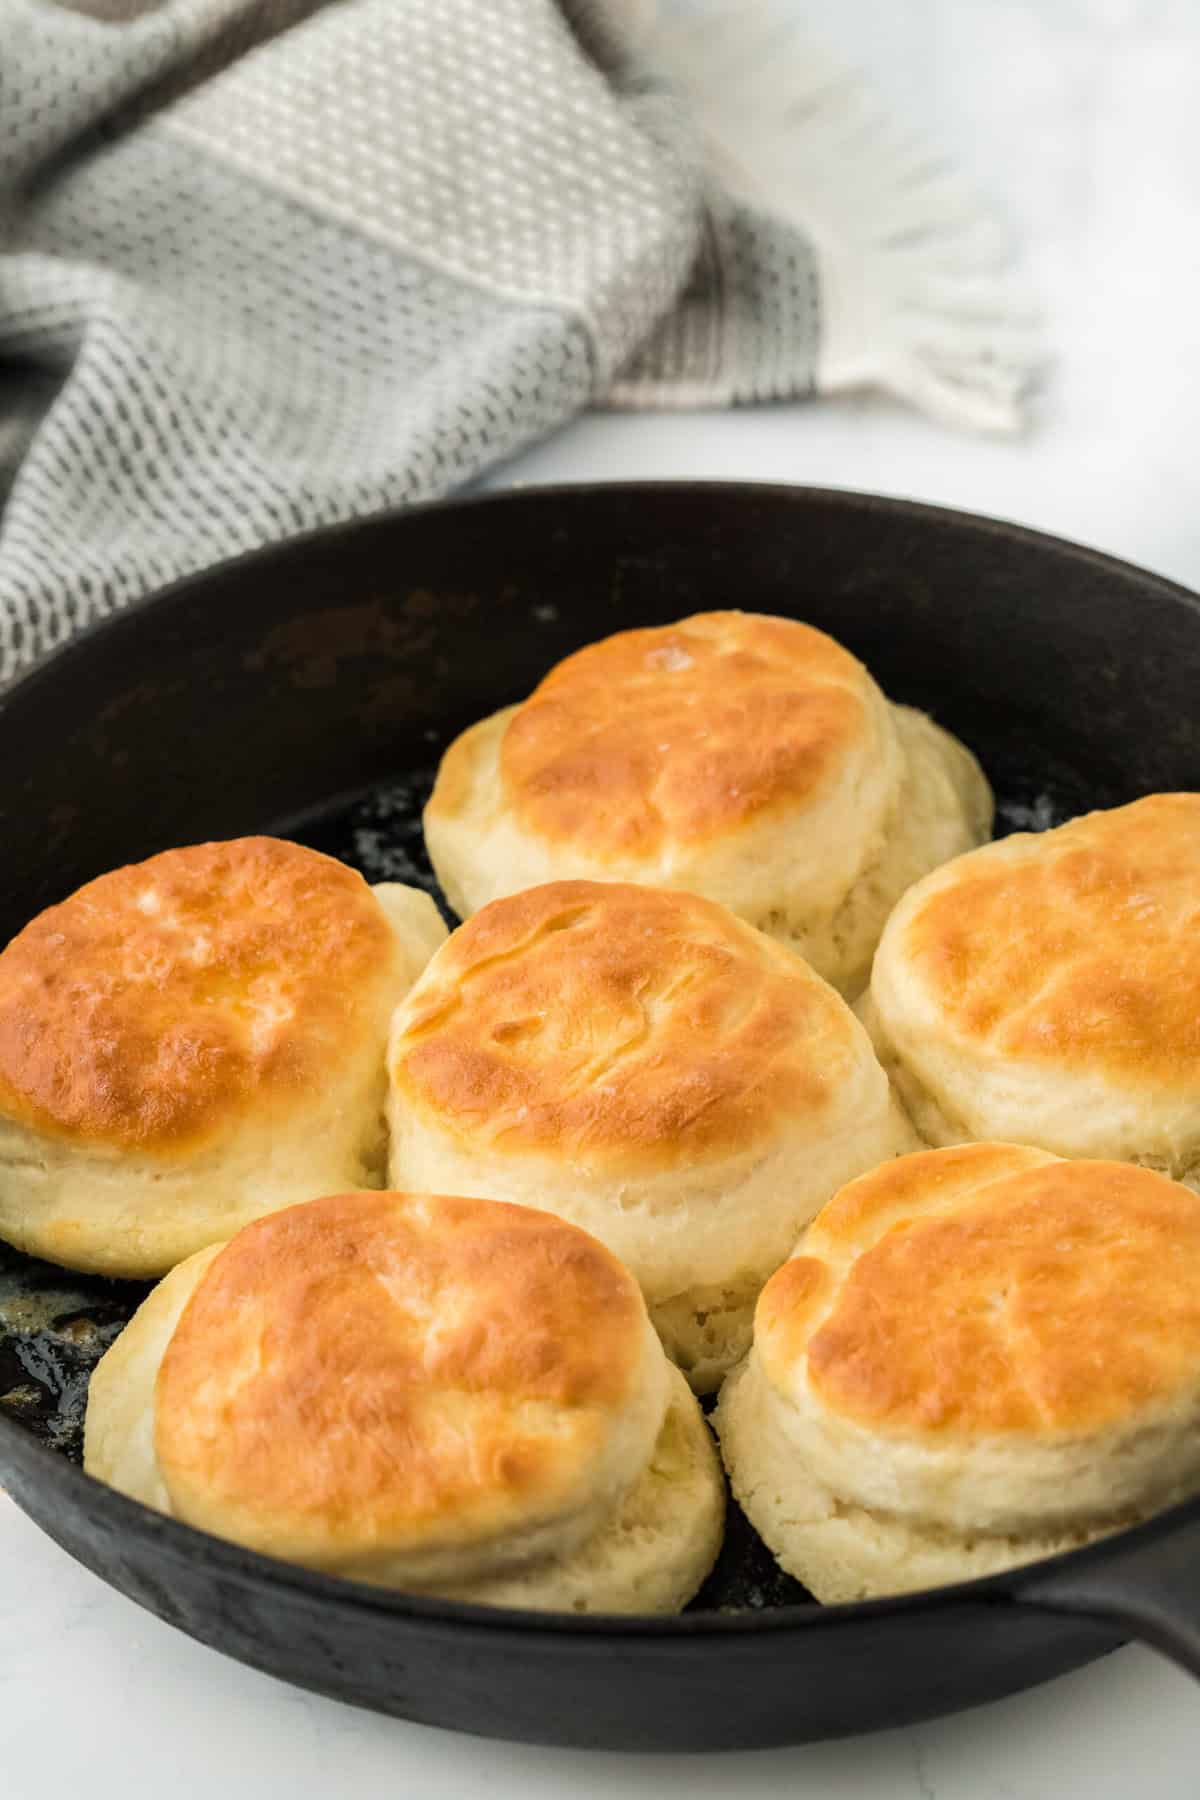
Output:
[[0, 760, 1075, 1614]]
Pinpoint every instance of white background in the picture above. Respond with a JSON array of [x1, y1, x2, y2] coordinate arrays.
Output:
[[5, 1, 1200, 1793], [514, 0, 1200, 596]]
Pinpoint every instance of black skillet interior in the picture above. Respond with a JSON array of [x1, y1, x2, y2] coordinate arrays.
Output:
[[2, 482, 1200, 1749]]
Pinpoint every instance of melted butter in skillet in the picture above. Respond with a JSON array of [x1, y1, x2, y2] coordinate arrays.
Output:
[[0, 1253, 144, 1459]]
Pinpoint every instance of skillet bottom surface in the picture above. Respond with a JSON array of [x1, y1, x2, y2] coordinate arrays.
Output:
[[0, 761, 1078, 1621]]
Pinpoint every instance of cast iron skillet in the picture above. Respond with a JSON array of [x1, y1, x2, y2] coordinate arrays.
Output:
[[2, 483, 1200, 1752]]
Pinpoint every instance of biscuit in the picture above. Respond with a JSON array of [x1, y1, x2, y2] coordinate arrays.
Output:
[[387, 880, 916, 1390], [866, 795, 1200, 1174], [84, 1191, 725, 1613], [0, 838, 446, 1276], [716, 1145, 1200, 1601], [425, 612, 991, 996]]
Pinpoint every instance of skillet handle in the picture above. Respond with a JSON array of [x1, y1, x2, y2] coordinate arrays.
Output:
[[1014, 1514, 1200, 1683]]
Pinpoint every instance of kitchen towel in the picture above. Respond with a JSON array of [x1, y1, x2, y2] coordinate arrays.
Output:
[[0, 0, 1037, 683]]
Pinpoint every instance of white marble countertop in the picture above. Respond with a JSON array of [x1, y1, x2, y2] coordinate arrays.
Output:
[[5, 0, 1200, 1793]]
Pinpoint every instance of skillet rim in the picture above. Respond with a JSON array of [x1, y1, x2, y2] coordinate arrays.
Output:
[[2, 477, 1199, 1639], [3, 479, 1200, 717], [4, 1405, 1200, 1636]]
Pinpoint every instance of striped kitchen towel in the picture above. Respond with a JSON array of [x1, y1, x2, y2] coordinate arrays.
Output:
[[0, 0, 1037, 683]]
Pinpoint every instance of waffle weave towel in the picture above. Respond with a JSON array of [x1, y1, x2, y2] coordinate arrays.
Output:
[[0, 0, 1036, 683]]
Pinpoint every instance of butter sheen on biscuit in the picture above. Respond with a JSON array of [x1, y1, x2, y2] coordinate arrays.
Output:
[[387, 879, 916, 1392], [425, 611, 992, 997], [85, 1191, 724, 1613], [716, 1144, 1200, 1602], [0, 837, 446, 1276], [866, 794, 1200, 1175]]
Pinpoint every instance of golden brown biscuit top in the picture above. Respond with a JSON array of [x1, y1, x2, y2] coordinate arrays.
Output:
[[390, 881, 861, 1168], [0, 838, 396, 1152], [155, 1191, 650, 1564], [497, 612, 877, 859], [758, 1148, 1200, 1437], [887, 794, 1200, 1089]]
